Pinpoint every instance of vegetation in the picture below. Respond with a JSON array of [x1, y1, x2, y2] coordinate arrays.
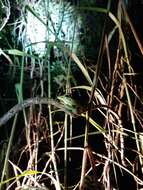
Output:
[[0, 0, 143, 189]]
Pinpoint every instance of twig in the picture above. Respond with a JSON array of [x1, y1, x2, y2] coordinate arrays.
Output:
[[0, 97, 77, 127]]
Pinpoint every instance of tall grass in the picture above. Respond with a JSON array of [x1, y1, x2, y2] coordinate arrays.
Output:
[[0, 0, 143, 190]]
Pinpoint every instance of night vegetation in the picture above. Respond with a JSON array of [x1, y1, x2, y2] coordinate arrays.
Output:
[[0, 0, 143, 189]]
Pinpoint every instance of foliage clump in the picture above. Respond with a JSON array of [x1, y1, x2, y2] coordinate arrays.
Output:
[[1, 1, 143, 190]]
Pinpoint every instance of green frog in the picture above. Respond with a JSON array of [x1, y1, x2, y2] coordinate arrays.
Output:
[[57, 95, 78, 114]]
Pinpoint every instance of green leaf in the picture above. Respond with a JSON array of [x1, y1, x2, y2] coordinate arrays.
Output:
[[8, 49, 27, 56]]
